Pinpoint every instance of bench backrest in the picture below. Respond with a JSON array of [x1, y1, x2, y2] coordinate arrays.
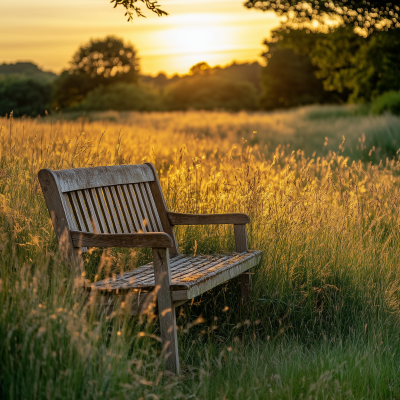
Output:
[[38, 163, 179, 269]]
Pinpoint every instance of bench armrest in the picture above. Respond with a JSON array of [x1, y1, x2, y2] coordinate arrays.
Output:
[[70, 231, 173, 249], [166, 212, 250, 226]]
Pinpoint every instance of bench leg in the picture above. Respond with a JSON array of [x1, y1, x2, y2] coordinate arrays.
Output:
[[152, 248, 180, 375], [240, 271, 252, 311]]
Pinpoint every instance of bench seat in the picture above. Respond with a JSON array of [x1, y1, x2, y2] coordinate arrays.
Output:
[[89, 250, 262, 300]]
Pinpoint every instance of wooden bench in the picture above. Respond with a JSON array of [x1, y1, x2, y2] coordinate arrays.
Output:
[[38, 163, 262, 374]]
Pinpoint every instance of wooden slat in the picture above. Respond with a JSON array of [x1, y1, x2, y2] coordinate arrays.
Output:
[[89, 188, 107, 234], [90, 251, 261, 292], [109, 186, 129, 233], [115, 185, 135, 233], [69, 191, 88, 232], [53, 164, 154, 192], [95, 255, 189, 290], [70, 231, 173, 249], [144, 183, 163, 231], [180, 252, 261, 299], [138, 255, 210, 286], [95, 188, 115, 234], [77, 190, 94, 232], [171, 255, 234, 283], [183, 253, 258, 287], [63, 194, 79, 231], [133, 183, 153, 231], [103, 187, 121, 233], [121, 185, 141, 232], [145, 163, 179, 256], [127, 184, 147, 232], [167, 212, 250, 226], [139, 183, 158, 232], [83, 189, 100, 234]]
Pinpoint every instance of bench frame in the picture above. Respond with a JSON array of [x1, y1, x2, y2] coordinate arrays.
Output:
[[38, 163, 258, 374]]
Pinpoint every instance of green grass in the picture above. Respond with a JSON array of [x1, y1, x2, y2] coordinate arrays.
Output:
[[2, 106, 400, 398]]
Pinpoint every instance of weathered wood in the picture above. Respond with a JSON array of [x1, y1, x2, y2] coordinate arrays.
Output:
[[234, 224, 252, 309], [38, 169, 83, 271], [167, 212, 250, 226], [71, 231, 173, 249], [103, 186, 122, 233], [95, 187, 115, 233], [234, 224, 248, 253], [145, 182, 163, 231], [240, 272, 252, 311], [89, 188, 107, 233], [53, 164, 154, 192], [83, 189, 101, 233], [180, 253, 260, 299], [127, 184, 147, 232], [89, 251, 262, 294], [69, 191, 87, 232], [110, 186, 129, 233], [39, 162, 262, 378], [152, 248, 179, 374], [145, 163, 179, 257], [77, 190, 94, 232], [121, 185, 141, 232], [138, 183, 158, 232], [116, 185, 135, 233], [133, 183, 154, 231]]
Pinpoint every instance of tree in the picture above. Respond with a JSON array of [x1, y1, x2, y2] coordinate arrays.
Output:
[[0, 77, 52, 117], [75, 83, 163, 111], [165, 74, 258, 111], [52, 36, 139, 109], [259, 40, 343, 110], [190, 62, 212, 75], [269, 26, 400, 102], [244, 1, 400, 33]]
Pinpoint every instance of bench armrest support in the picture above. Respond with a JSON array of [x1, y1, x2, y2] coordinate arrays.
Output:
[[167, 212, 250, 226], [70, 231, 173, 249]]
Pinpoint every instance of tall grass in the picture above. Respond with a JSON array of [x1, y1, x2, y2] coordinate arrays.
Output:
[[1, 107, 400, 398]]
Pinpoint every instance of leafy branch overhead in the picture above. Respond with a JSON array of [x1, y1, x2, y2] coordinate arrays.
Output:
[[244, 0, 400, 33], [111, 0, 168, 20]]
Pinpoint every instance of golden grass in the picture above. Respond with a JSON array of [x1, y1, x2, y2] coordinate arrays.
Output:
[[2, 107, 400, 398]]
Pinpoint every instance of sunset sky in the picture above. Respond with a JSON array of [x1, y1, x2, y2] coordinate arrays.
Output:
[[1, 0, 281, 76]]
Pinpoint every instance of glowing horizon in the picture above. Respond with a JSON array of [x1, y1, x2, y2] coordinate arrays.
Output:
[[0, 0, 281, 76]]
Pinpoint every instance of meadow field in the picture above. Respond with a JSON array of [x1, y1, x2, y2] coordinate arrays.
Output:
[[2, 106, 400, 398]]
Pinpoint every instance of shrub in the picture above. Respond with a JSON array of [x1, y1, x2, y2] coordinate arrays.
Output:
[[371, 90, 400, 116], [0, 77, 52, 117], [165, 76, 258, 111], [75, 83, 163, 111]]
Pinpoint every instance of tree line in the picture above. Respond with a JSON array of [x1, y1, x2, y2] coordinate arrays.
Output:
[[1, 24, 400, 118]]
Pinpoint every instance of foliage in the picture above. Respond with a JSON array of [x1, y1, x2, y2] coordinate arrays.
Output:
[[52, 36, 139, 109], [371, 91, 400, 116], [165, 75, 258, 111], [142, 61, 262, 93], [268, 26, 400, 103], [111, 0, 168, 20], [75, 83, 163, 111], [244, 0, 400, 33], [0, 62, 57, 84], [0, 77, 52, 117], [259, 41, 342, 110], [2, 108, 400, 397]]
